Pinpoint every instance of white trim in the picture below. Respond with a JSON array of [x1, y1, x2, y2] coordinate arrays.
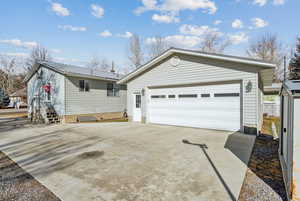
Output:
[[118, 48, 276, 84], [256, 73, 259, 135]]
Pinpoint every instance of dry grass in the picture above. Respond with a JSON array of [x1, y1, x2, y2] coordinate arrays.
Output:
[[261, 116, 280, 137], [0, 112, 28, 118]]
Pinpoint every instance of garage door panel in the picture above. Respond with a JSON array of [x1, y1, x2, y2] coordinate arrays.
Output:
[[148, 83, 241, 131]]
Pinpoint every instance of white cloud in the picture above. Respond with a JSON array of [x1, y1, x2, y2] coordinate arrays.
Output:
[[273, 0, 285, 5], [152, 13, 180, 23], [51, 49, 62, 54], [91, 4, 104, 18], [165, 35, 202, 47], [135, 0, 158, 14], [0, 52, 29, 57], [135, 0, 217, 15], [99, 30, 112, 37], [146, 35, 202, 48], [54, 57, 87, 65], [51, 2, 70, 16], [213, 20, 222, 25], [232, 19, 243, 29], [58, 25, 87, 32], [55, 57, 81, 62], [253, 0, 267, 6], [117, 32, 133, 38], [179, 24, 220, 36], [251, 17, 269, 28], [228, 32, 248, 44], [0, 39, 38, 49]]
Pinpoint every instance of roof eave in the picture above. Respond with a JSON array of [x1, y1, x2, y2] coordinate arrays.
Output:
[[65, 72, 119, 82], [23, 62, 42, 83]]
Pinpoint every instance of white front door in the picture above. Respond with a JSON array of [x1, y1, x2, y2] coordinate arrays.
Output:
[[133, 94, 142, 122], [148, 83, 241, 131]]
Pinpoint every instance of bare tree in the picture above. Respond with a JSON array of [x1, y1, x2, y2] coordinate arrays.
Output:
[[200, 32, 231, 53], [87, 57, 112, 72], [148, 36, 170, 59], [247, 33, 284, 82], [0, 56, 16, 93], [25, 45, 52, 72], [128, 34, 143, 69]]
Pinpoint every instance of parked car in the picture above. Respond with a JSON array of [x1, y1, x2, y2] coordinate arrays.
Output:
[[0, 88, 10, 108]]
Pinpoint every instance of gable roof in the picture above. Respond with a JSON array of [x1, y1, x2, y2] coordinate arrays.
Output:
[[117, 48, 276, 86], [24, 61, 123, 83], [281, 80, 300, 97]]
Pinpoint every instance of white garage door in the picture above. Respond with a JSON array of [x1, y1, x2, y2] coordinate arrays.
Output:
[[148, 83, 241, 131]]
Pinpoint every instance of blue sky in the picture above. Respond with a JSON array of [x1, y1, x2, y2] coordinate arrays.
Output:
[[0, 0, 299, 71]]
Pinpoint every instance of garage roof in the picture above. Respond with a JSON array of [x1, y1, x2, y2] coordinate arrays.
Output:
[[118, 48, 276, 86]]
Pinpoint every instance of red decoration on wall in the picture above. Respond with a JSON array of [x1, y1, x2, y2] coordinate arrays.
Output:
[[42, 84, 51, 93]]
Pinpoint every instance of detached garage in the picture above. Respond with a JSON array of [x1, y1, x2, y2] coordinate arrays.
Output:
[[118, 48, 275, 134]]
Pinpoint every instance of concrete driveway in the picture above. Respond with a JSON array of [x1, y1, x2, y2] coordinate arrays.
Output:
[[0, 122, 255, 201]]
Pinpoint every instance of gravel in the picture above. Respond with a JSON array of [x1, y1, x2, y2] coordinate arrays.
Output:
[[0, 151, 61, 201], [238, 134, 288, 201]]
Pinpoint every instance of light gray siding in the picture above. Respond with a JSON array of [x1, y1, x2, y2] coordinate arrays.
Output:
[[293, 98, 300, 200], [258, 74, 264, 131], [127, 54, 261, 129], [27, 67, 65, 116], [65, 76, 127, 115]]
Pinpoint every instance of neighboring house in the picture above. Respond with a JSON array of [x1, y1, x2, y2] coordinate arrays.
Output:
[[279, 80, 300, 201], [24, 61, 127, 123], [118, 48, 275, 134], [9, 88, 27, 108]]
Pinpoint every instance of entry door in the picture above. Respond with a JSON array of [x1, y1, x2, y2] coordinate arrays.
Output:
[[148, 83, 241, 131], [133, 94, 142, 122]]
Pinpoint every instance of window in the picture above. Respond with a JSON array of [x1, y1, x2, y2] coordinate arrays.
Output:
[[151, 95, 166, 99], [201, 94, 210, 98], [214, 93, 239, 97], [179, 94, 197, 98], [136, 95, 141, 108], [168, 95, 176, 98], [79, 80, 90, 92], [107, 83, 120, 97]]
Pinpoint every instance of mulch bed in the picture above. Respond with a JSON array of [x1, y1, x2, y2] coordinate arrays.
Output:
[[0, 151, 61, 201], [238, 134, 288, 201]]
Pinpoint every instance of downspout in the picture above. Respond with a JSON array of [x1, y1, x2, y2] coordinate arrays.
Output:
[[256, 73, 259, 135]]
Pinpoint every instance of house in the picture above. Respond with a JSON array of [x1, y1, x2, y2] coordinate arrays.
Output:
[[263, 83, 282, 117], [9, 88, 27, 108], [118, 48, 275, 134], [24, 61, 127, 123], [279, 80, 300, 201]]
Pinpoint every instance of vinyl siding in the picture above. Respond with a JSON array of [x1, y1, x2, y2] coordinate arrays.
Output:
[[127, 54, 260, 128], [27, 66, 65, 116], [258, 74, 264, 131], [65, 76, 127, 115]]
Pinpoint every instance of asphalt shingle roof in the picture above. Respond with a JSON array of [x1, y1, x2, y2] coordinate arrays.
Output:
[[283, 80, 300, 91], [39, 61, 123, 80]]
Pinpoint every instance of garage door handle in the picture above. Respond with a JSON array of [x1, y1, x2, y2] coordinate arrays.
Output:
[[284, 128, 287, 133]]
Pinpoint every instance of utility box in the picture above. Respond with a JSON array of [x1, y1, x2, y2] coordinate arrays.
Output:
[[279, 80, 300, 201]]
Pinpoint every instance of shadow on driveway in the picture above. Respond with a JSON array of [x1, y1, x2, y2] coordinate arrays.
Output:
[[0, 151, 61, 201], [0, 117, 31, 133], [183, 139, 237, 201], [0, 123, 107, 178]]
